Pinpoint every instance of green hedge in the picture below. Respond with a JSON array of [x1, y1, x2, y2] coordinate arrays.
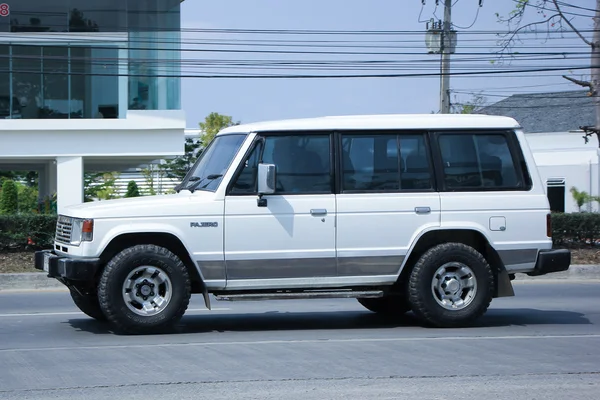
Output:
[[0, 212, 597, 252], [551, 212, 600, 247], [0, 214, 57, 251]]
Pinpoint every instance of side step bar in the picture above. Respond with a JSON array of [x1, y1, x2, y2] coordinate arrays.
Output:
[[214, 290, 384, 302]]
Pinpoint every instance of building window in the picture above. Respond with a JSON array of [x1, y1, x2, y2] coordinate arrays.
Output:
[[128, 0, 181, 111], [4, 0, 129, 33], [437, 133, 523, 190], [9, 1, 70, 33], [341, 133, 433, 192], [547, 178, 566, 213], [2, 44, 119, 119], [12, 45, 42, 119], [0, 0, 182, 116], [0, 45, 14, 118]]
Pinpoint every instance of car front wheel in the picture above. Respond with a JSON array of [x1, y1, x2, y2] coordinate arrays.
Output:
[[69, 287, 106, 321], [98, 244, 191, 334]]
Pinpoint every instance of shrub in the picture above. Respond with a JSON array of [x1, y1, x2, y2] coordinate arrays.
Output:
[[17, 184, 39, 214], [551, 212, 600, 247], [125, 181, 141, 198], [0, 214, 57, 251], [0, 180, 18, 214]]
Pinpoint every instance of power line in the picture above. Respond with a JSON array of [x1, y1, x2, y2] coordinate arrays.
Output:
[[0, 64, 590, 79], [452, 2, 481, 29], [555, 1, 598, 13], [510, 0, 594, 18]]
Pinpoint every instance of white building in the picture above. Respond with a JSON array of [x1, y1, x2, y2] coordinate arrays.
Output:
[[526, 131, 599, 213], [480, 90, 599, 213], [0, 1, 186, 213]]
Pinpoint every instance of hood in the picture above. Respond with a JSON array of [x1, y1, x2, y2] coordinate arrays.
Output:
[[62, 191, 216, 219]]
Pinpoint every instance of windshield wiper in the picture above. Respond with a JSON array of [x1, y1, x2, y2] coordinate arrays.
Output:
[[175, 176, 201, 193], [187, 174, 223, 193]]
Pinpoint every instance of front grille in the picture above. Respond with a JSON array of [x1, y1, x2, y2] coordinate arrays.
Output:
[[55, 216, 73, 244]]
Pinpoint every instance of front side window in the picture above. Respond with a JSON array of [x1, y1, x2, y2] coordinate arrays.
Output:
[[183, 134, 246, 192], [230, 139, 264, 194], [438, 133, 522, 190], [230, 134, 332, 194], [341, 133, 433, 192]]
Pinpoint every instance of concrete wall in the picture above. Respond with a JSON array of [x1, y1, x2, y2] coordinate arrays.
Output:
[[0, 110, 186, 213]]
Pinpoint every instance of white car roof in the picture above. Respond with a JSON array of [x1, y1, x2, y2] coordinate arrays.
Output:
[[218, 114, 521, 135]]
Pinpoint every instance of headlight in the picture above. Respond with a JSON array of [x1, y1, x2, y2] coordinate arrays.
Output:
[[69, 218, 94, 246]]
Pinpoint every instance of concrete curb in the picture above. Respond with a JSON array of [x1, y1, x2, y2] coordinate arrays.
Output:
[[0, 272, 66, 291], [515, 265, 600, 281], [1, 265, 599, 292]]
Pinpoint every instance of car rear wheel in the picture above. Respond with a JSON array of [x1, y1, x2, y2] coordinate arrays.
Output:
[[357, 296, 411, 315], [408, 242, 494, 328]]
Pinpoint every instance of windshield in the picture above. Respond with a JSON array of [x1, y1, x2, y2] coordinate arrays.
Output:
[[181, 134, 247, 192]]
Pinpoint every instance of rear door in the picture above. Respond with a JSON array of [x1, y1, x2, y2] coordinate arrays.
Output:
[[335, 131, 441, 277]]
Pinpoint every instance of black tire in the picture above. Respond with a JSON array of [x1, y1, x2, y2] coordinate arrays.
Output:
[[408, 243, 494, 328], [69, 287, 106, 321], [357, 296, 411, 315], [98, 244, 191, 334]]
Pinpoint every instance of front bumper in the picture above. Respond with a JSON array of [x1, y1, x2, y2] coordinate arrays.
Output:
[[34, 250, 101, 281], [527, 249, 571, 277]]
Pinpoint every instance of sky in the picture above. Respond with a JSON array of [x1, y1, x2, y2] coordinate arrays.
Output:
[[179, 0, 593, 128]]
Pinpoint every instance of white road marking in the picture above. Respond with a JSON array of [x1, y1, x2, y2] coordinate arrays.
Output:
[[0, 307, 231, 318], [1, 334, 599, 353]]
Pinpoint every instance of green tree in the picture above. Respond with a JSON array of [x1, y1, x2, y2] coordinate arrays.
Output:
[[200, 112, 238, 144], [160, 137, 203, 182], [125, 180, 141, 198], [570, 186, 591, 212], [0, 180, 18, 214], [161, 112, 239, 182], [141, 164, 163, 196], [84, 172, 120, 201], [96, 172, 120, 200], [0, 172, 17, 186], [17, 183, 38, 214], [451, 94, 487, 114], [498, 1, 600, 144], [0, 171, 37, 187]]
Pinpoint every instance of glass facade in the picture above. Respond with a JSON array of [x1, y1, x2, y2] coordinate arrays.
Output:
[[0, 0, 181, 119]]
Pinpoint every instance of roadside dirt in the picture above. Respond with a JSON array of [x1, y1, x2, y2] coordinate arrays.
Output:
[[1, 248, 599, 274], [0, 251, 37, 273]]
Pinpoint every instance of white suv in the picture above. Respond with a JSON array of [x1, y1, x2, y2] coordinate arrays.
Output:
[[35, 114, 570, 333]]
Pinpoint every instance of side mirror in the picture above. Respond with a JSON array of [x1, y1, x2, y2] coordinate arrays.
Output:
[[257, 163, 276, 195]]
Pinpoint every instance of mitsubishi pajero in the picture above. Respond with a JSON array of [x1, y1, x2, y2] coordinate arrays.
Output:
[[35, 114, 571, 333]]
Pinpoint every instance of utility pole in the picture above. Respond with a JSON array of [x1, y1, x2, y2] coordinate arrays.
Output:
[[440, 0, 452, 114], [424, 0, 456, 114]]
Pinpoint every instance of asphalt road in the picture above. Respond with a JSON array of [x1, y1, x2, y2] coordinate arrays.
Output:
[[0, 281, 599, 400]]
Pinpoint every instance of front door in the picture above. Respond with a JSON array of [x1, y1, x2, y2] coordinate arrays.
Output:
[[224, 132, 336, 286]]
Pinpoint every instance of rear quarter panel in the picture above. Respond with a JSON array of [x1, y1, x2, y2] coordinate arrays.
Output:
[[440, 129, 551, 273]]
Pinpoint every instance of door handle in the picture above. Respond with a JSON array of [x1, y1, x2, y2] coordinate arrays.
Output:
[[310, 209, 328, 216], [415, 207, 431, 215]]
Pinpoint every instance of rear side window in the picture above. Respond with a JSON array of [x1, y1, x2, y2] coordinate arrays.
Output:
[[437, 133, 524, 190], [341, 133, 433, 192]]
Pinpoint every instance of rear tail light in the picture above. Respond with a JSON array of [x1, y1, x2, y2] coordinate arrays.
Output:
[[546, 213, 552, 238]]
